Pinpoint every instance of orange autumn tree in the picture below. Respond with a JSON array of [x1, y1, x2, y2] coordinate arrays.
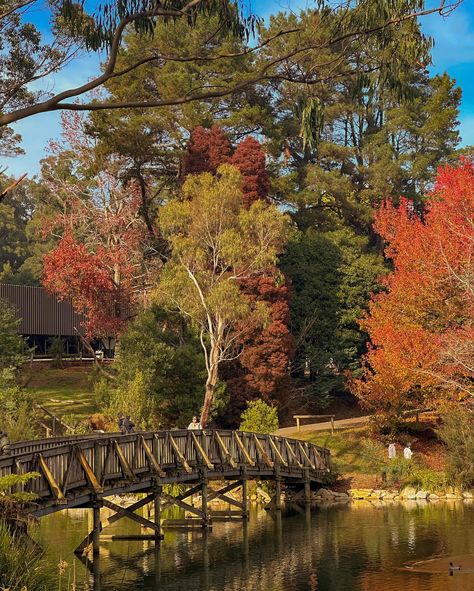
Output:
[[353, 161, 474, 416]]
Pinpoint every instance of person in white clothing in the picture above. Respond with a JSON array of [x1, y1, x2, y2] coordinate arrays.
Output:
[[187, 416, 202, 430], [403, 443, 413, 460]]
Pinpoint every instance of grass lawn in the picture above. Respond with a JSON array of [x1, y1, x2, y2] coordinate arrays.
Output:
[[23, 365, 98, 423], [302, 426, 371, 475]]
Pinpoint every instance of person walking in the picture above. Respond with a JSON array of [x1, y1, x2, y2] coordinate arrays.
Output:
[[117, 414, 126, 434], [187, 416, 202, 430], [123, 415, 135, 434]]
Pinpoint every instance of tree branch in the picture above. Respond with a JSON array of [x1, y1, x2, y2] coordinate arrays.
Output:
[[0, 2, 459, 126]]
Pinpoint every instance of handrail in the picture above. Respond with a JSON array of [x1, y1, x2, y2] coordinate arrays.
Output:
[[0, 430, 331, 516]]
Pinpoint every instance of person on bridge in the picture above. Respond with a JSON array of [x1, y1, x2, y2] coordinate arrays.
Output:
[[123, 415, 135, 434], [118, 414, 126, 434], [187, 416, 202, 430]]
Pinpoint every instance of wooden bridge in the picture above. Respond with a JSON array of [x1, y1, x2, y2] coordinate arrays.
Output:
[[0, 429, 330, 555]]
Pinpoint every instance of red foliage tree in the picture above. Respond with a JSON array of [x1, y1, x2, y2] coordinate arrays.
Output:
[[181, 124, 231, 177], [41, 113, 150, 338], [353, 161, 474, 415], [230, 136, 270, 208]]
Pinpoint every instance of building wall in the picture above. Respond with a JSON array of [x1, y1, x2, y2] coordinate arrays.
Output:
[[0, 283, 85, 337]]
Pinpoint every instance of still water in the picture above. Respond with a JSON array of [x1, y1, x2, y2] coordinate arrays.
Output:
[[38, 501, 474, 591]]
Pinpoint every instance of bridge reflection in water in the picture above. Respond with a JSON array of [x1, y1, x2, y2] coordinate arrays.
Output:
[[0, 429, 330, 567]]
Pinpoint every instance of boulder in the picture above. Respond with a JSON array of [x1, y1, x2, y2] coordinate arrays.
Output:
[[462, 491, 474, 499], [349, 489, 373, 499], [416, 490, 429, 499], [400, 486, 417, 500]]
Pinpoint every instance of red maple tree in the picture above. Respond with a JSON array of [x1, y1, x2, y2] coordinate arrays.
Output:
[[353, 161, 474, 415], [42, 113, 150, 338]]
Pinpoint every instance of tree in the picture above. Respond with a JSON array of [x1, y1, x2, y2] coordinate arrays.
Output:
[[182, 125, 232, 178], [41, 113, 151, 337], [0, 298, 27, 371], [0, 0, 459, 128], [156, 164, 290, 426], [260, 12, 461, 232], [230, 136, 270, 207], [281, 228, 386, 406], [353, 161, 474, 415], [103, 306, 206, 427], [240, 399, 279, 434]]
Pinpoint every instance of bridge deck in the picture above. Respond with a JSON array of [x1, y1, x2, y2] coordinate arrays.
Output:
[[0, 430, 331, 517]]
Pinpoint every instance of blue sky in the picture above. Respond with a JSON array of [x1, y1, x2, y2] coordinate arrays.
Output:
[[3, 0, 474, 177]]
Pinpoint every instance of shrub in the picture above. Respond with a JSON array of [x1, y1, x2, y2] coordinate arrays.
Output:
[[438, 406, 474, 487], [406, 467, 448, 491], [240, 399, 279, 434], [0, 369, 38, 441], [0, 521, 53, 591]]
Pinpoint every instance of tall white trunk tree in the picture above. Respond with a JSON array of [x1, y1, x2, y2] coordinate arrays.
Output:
[[157, 164, 291, 426]]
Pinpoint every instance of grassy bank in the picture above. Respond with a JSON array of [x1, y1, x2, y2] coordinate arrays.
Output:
[[284, 420, 447, 490], [23, 365, 98, 423]]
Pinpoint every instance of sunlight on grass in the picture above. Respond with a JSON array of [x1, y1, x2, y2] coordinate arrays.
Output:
[[24, 366, 98, 421]]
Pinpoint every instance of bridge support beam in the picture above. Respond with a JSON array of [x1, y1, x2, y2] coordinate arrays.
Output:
[[92, 503, 101, 556]]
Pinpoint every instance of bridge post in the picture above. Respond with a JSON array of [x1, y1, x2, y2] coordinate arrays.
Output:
[[92, 501, 102, 555], [303, 467, 311, 506], [241, 469, 248, 520], [153, 485, 162, 531], [273, 464, 282, 510], [201, 469, 210, 528]]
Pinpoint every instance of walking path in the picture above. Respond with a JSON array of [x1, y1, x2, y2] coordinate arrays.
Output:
[[276, 415, 370, 437]]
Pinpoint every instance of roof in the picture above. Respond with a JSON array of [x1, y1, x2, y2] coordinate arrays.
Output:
[[0, 283, 85, 336]]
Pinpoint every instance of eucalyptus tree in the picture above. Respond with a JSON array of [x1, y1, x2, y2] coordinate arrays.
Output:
[[156, 164, 291, 426]]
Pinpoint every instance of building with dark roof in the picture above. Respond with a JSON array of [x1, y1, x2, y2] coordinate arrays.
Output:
[[0, 283, 86, 355]]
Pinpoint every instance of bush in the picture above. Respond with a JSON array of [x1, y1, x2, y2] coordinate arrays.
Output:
[[240, 399, 279, 434], [99, 306, 206, 428], [405, 467, 448, 491], [0, 521, 53, 591], [0, 369, 38, 441], [438, 406, 474, 487]]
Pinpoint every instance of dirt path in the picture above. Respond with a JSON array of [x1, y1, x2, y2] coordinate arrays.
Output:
[[276, 415, 371, 437]]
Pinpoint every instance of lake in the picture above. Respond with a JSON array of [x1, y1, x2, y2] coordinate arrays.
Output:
[[38, 501, 474, 590]]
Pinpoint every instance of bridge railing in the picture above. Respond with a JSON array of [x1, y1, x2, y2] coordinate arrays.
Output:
[[0, 430, 330, 508]]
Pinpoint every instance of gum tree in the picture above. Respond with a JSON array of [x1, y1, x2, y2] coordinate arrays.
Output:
[[157, 164, 291, 426]]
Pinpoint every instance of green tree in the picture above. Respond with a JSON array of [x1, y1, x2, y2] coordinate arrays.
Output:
[[261, 11, 461, 231], [240, 399, 279, 434], [0, 0, 454, 131], [157, 164, 291, 426], [103, 306, 206, 428], [0, 299, 27, 371], [280, 228, 386, 405]]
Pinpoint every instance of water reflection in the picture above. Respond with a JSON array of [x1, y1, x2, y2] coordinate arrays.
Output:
[[37, 501, 474, 591]]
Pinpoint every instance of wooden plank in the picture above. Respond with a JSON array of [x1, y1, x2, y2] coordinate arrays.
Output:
[[140, 435, 166, 477], [297, 442, 316, 470], [214, 431, 238, 468], [76, 447, 103, 493], [268, 437, 288, 466], [102, 498, 161, 532], [160, 492, 204, 517], [284, 439, 303, 468], [113, 440, 136, 481], [191, 432, 213, 469], [253, 434, 274, 468], [37, 453, 65, 501], [105, 494, 154, 527], [233, 432, 255, 466], [168, 433, 192, 474]]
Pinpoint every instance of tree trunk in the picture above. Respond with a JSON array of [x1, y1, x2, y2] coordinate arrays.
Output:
[[200, 343, 220, 428]]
